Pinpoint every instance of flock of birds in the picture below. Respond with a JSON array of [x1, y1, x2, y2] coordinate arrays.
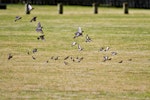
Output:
[[7, 5, 133, 65]]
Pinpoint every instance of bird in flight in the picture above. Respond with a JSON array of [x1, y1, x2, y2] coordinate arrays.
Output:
[[36, 22, 43, 34], [30, 16, 37, 22], [74, 27, 84, 38], [28, 4, 34, 11]]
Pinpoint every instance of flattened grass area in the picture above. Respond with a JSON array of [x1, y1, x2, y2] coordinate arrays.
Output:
[[0, 4, 150, 99]]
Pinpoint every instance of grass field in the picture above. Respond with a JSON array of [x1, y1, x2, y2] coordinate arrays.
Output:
[[0, 4, 150, 100]]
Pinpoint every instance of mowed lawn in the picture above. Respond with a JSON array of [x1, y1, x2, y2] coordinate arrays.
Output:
[[0, 4, 150, 100]]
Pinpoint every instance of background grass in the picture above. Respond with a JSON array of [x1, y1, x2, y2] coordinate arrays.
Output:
[[0, 4, 150, 100]]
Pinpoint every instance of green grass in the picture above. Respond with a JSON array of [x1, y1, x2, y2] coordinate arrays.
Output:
[[0, 4, 150, 100]]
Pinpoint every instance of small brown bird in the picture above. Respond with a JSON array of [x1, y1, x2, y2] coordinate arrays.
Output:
[[51, 56, 54, 59], [79, 57, 84, 61], [128, 59, 132, 61], [54, 56, 59, 60], [64, 56, 69, 60], [64, 61, 68, 65], [32, 56, 36, 60], [99, 47, 104, 51], [46, 60, 49, 63], [118, 60, 123, 63], [27, 50, 30, 55], [78, 57, 84, 62], [8, 53, 13, 60]]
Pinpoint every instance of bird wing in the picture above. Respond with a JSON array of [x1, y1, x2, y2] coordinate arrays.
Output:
[[37, 22, 42, 28], [78, 27, 82, 33], [28, 4, 33, 11]]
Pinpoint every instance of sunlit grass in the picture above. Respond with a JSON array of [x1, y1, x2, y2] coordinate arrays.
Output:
[[0, 4, 150, 99]]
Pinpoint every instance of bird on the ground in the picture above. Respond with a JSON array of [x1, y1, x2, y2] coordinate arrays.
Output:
[[111, 52, 117, 56], [78, 57, 84, 62], [37, 35, 45, 40], [71, 41, 77, 46], [99, 47, 104, 51], [85, 34, 92, 42], [30, 16, 37, 22], [36, 22, 43, 34], [27, 51, 30, 55], [104, 46, 110, 51], [8, 53, 13, 60], [73, 27, 84, 38], [78, 44, 83, 51], [54, 56, 59, 60], [128, 59, 132, 61], [103, 56, 111, 62], [64, 56, 69, 60], [72, 59, 75, 62], [64, 61, 68, 65], [51, 56, 54, 60], [46, 60, 49, 63], [14, 16, 22, 22], [103, 56, 108, 62], [32, 56, 36, 60], [32, 48, 37, 53], [118, 60, 123, 63]]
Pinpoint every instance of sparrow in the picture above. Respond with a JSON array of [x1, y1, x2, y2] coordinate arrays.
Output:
[[54, 56, 59, 60], [64, 61, 68, 65], [64, 56, 69, 60], [51, 56, 54, 59], [8, 53, 13, 60], [32, 56, 36, 60], [78, 57, 84, 62], [85, 34, 92, 42], [99, 47, 104, 51], [118, 60, 123, 63], [27, 51, 30, 55], [128, 59, 132, 61]]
